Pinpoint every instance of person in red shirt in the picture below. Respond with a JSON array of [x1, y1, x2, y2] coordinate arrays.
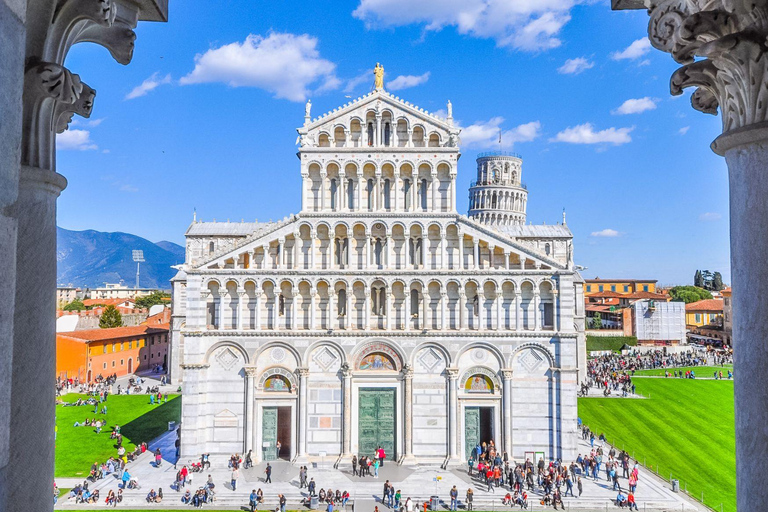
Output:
[[627, 492, 638, 510]]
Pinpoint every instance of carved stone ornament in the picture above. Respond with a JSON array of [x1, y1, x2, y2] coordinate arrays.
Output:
[[644, 1, 768, 143]]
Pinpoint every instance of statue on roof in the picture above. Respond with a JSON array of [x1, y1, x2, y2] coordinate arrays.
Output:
[[447, 100, 452, 119], [304, 99, 312, 118], [374, 63, 384, 90]]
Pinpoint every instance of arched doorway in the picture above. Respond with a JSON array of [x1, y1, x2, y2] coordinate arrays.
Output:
[[128, 358, 133, 374]]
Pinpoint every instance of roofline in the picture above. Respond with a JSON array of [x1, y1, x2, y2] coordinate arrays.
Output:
[[585, 279, 658, 283]]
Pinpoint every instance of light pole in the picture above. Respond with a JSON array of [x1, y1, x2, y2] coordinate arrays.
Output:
[[132, 250, 145, 290]]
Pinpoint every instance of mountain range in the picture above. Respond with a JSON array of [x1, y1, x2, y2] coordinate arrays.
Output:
[[57, 227, 186, 289]]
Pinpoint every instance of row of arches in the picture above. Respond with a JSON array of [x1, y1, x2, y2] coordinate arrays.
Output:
[[468, 188, 527, 213], [206, 223, 548, 272], [302, 161, 454, 213], [314, 111, 445, 149], [470, 212, 527, 227], [477, 160, 522, 186], [202, 278, 558, 332]]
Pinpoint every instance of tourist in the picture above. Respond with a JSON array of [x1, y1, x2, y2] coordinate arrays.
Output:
[[232, 466, 239, 491], [394, 489, 401, 509], [577, 477, 582, 497], [449, 485, 458, 511], [157, 487, 164, 503], [265, 462, 272, 483], [245, 449, 254, 468], [154, 448, 162, 467], [627, 492, 638, 510], [378, 446, 386, 467], [352, 455, 358, 476], [146, 489, 157, 503], [466, 488, 474, 511], [276, 440, 282, 459], [616, 491, 627, 508], [182, 490, 192, 504], [280, 493, 287, 512], [373, 457, 380, 478]]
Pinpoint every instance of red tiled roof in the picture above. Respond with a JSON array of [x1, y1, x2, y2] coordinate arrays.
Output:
[[58, 324, 167, 343], [82, 298, 135, 307], [685, 299, 724, 312], [625, 291, 667, 300], [585, 291, 624, 298]]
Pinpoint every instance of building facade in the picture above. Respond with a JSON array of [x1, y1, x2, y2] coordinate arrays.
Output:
[[170, 82, 585, 465], [584, 278, 657, 295]]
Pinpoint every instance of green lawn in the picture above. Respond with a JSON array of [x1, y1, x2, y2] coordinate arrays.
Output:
[[586, 335, 637, 352], [579, 378, 735, 512], [631, 365, 733, 377], [56, 394, 181, 478]]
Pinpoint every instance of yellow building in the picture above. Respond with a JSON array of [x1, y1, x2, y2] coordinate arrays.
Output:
[[584, 278, 657, 295], [685, 299, 724, 327]]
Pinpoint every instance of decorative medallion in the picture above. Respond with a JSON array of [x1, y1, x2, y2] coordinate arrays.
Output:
[[264, 375, 291, 392], [313, 347, 338, 371], [471, 348, 488, 363], [519, 349, 544, 373], [359, 352, 395, 371], [465, 374, 494, 393], [271, 347, 286, 363], [215, 347, 239, 371], [417, 348, 442, 372]]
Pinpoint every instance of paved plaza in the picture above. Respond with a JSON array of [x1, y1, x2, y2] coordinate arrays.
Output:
[[55, 434, 702, 511]]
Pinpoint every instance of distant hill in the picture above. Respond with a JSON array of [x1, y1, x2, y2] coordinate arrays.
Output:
[[57, 227, 185, 289]]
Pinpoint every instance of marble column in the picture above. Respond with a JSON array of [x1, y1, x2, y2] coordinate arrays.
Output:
[[495, 290, 502, 330], [341, 363, 352, 456], [386, 232, 393, 268], [290, 286, 297, 330], [404, 287, 411, 331], [450, 173, 457, 211], [441, 234, 448, 269], [515, 293, 521, 331], [386, 285, 393, 330], [296, 368, 310, 457], [501, 369, 513, 456], [421, 235, 427, 269], [309, 229, 316, 269], [393, 172, 400, 210], [254, 286, 262, 330], [473, 239, 480, 270], [459, 291, 467, 330], [477, 289, 485, 331], [533, 291, 540, 331], [446, 368, 460, 459], [244, 366, 257, 453], [440, 292, 447, 330], [402, 366, 414, 459], [236, 291, 245, 330], [278, 238, 285, 268], [215, 293, 223, 329], [504, 251, 510, 270], [328, 290, 336, 330], [421, 289, 428, 330], [320, 172, 327, 211], [310, 287, 317, 330], [339, 172, 346, 210], [431, 172, 438, 211], [293, 231, 301, 269], [364, 289, 371, 330], [262, 244, 269, 269], [356, 172, 363, 211]]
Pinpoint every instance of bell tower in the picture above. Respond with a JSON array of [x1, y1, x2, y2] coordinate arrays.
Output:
[[468, 152, 528, 227]]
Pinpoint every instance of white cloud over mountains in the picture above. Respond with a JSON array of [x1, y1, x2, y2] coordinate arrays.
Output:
[[352, 0, 586, 51], [459, 117, 541, 149], [181, 32, 339, 102]]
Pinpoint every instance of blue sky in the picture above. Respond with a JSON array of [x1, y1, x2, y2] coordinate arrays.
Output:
[[57, 0, 730, 285]]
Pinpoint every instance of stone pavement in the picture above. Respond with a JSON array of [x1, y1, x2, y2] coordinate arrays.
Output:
[[55, 435, 702, 511]]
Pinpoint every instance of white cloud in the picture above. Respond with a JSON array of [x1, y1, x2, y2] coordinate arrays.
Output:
[[388, 72, 430, 91], [125, 72, 171, 100], [557, 57, 594, 75], [57, 129, 97, 151], [180, 32, 339, 102], [679, 126, 690, 135], [352, 0, 583, 51], [591, 228, 621, 237], [119, 184, 139, 193], [551, 123, 633, 145], [71, 117, 105, 128], [344, 71, 371, 93], [613, 97, 657, 115], [611, 38, 651, 60], [459, 117, 541, 149], [699, 212, 722, 221]]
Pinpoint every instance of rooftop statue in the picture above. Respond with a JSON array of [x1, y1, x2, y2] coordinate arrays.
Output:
[[374, 62, 384, 90]]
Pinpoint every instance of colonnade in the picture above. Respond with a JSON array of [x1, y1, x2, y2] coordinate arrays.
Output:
[[471, 212, 526, 226], [320, 120, 430, 149], [303, 169, 455, 213], [203, 278, 558, 332], [469, 189, 527, 213]]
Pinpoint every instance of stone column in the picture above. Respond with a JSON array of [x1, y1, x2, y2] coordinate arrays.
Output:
[[441, 234, 448, 269], [533, 291, 540, 331], [473, 239, 480, 270], [407, 129, 413, 148], [244, 366, 257, 453], [356, 172, 363, 211], [440, 292, 447, 330], [341, 363, 352, 456], [404, 286, 411, 331], [606, 4, 768, 502], [386, 232, 393, 268], [328, 289, 336, 330], [422, 289, 428, 330], [478, 288, 485, 331], [504, 250, 510, 270], [310, 229, 316, 269], [236, 291, 245, 330], [272, 292, 279, 331], [310, 286, 317, 330], [376, 173, 382, 211], [431, 172, 438, 211], [421, 235, 427, 269], [296, 368, 310, 457], [402, 366, 414, 459], [459, 290, 467, 330], [364, 288, 371, 330], [495, 290, 502, 330], [363, 230, 369, 270], [515, 292, 521, 331], [301, 173, 309, 211], [262, 244, 270, 269], [254, 286, 262, 330], [320, 171, 327, 211], [293, 231, 301, 269], [393, 172, 400, 210], [501, 369, 513, 456], [450, 172, 457, 211], [386, 284, 393, 330], [339, 171, 346, 210], [215, 292, 223, 329], [376, 115, 381, 146], [488, 244, 495, 269], [446, 368, 460, 459], [290, 285, 297, 331], [278, 237, 285, 269]]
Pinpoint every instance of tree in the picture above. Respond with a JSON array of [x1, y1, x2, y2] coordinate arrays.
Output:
[[669, 285, 713, 304], [590, 312, 602, 329], [713, 272, 724, 291], [694, 270, 704, 288], [62, 299, 85, 311], [99, 305, 124, 328], [134, 291, 171, 310]]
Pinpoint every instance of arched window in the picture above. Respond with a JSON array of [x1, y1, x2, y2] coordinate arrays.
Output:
[[384, 123, 391, 146], [338, 289, 347, 316], [367, 179, 374, 210], [330, 178, 337, 210], [410, 289, 420, 316], [545, 243, 551, 256], [374, 238, 383, 267], [208, 241, 215, 254], [348, 179, 355, 210], [420, 179, 428, 210], [367, 123, 374, 146], [404, 179, 411, 210], [383, 179, 391, 209], [278, 294, 285, 316]]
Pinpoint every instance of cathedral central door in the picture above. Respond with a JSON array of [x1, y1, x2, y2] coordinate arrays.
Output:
[[465, 407, 494, 460], [262, 407, 278, 461], [358, 388, 396, 459]]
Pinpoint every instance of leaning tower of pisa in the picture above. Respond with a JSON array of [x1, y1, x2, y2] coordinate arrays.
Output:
[[468, 151, 528, 227]]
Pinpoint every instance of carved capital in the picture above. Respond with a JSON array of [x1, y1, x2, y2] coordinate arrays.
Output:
[[340, 362, 352, 378], [445, 367, 460, 380], [641, 1, 768, 142], [295, 367, 310, 378], [401, 364, 414, 380], [244, 365, 259, 377], [501, 368, 514, 380]]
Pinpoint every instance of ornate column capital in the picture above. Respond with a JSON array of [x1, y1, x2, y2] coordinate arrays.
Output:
[[501, 368, 514, 380], [400, 364, 414, 380], [244, 365, 258, 377], [340, 362, 352, 378], [445, 367, 460, 380], [627, 1, 768, 153], [295, 367, 310, 378]]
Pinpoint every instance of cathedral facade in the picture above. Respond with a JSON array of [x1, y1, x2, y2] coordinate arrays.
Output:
[[170, 81, 586, 465]]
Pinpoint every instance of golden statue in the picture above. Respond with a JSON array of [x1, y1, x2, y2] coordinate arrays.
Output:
[[374, 62, 384, 90]]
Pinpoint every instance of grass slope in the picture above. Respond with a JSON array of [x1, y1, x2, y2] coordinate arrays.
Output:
[[579, 379, 735, 512], [56, 394, 181, 478], [586, 336, 637, 352]]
